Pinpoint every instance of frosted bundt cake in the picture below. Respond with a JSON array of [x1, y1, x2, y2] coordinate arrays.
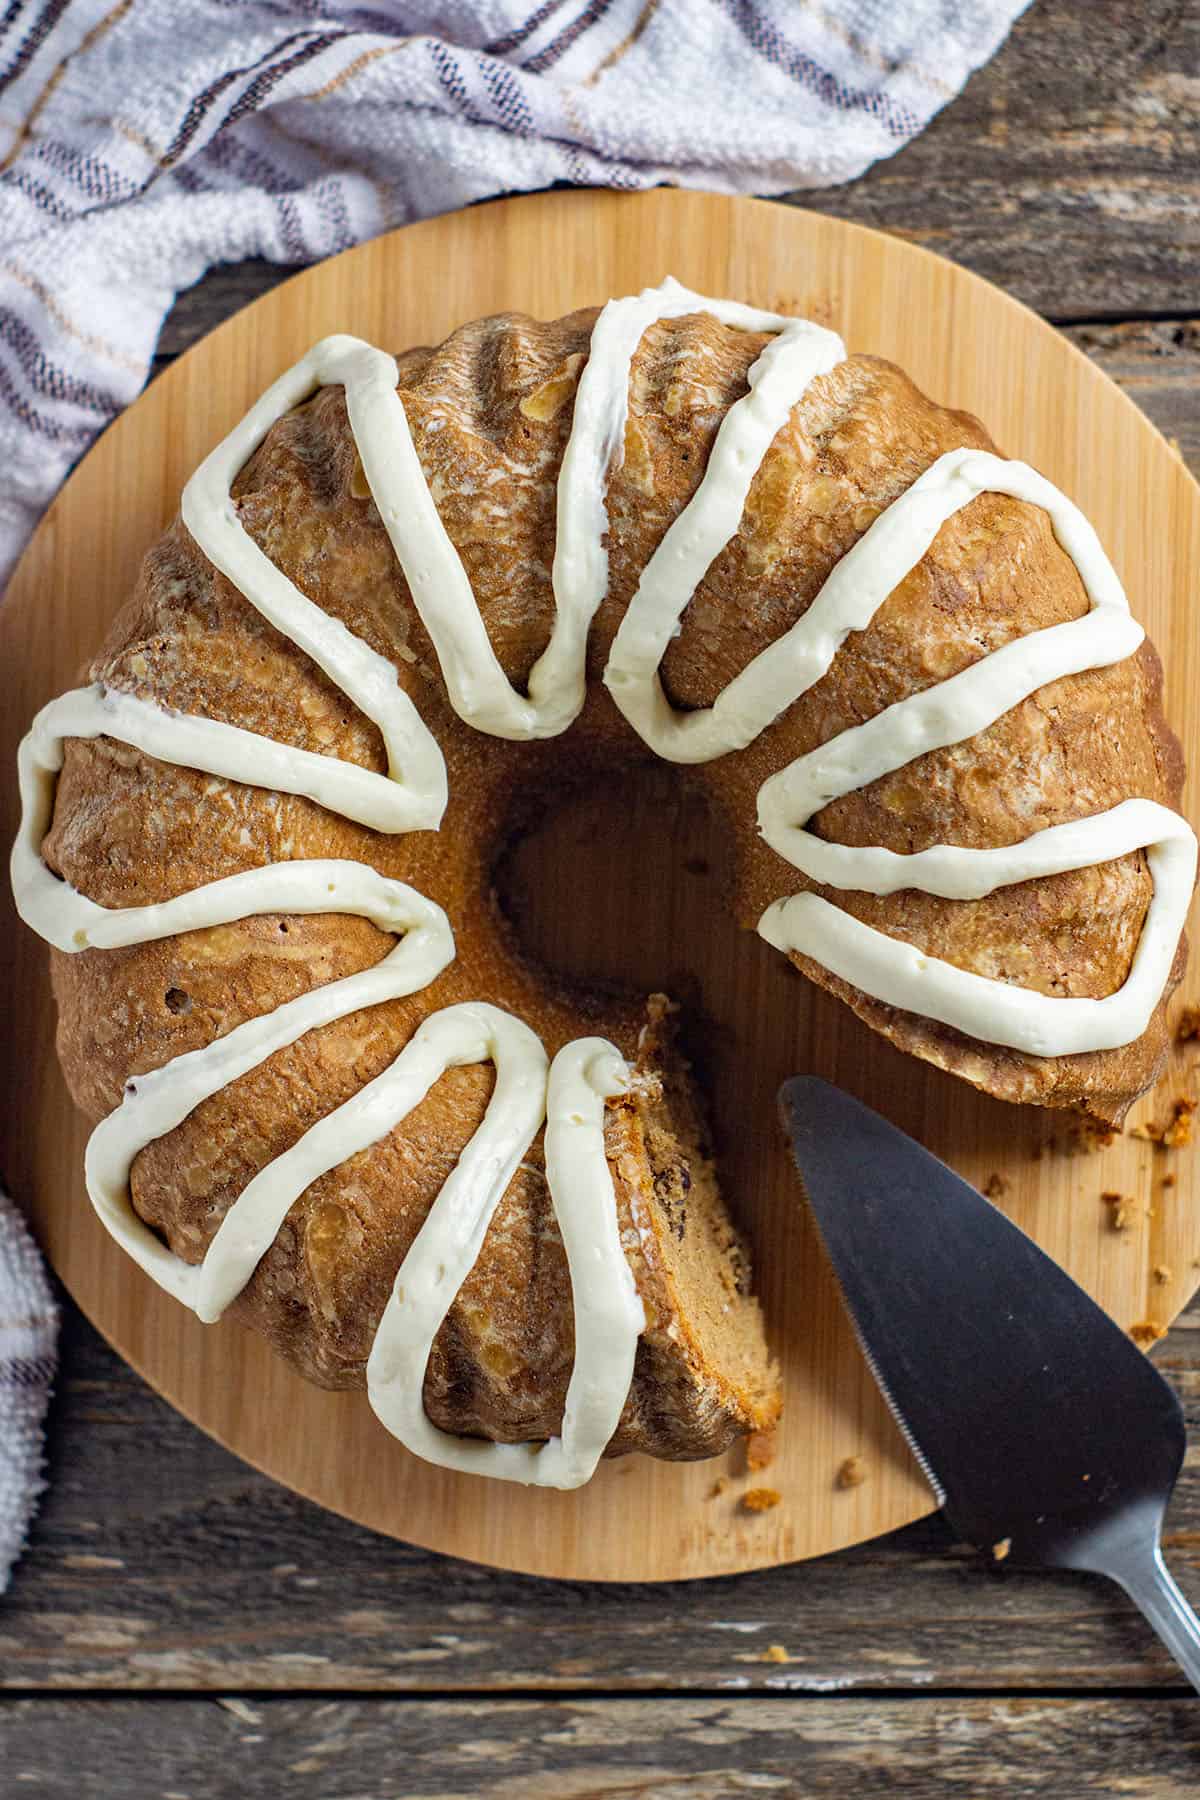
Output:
[[12, 279, 1196, 1487]]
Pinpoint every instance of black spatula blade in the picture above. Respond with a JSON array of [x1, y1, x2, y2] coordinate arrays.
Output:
[[779, 1076, 1184, 1565]]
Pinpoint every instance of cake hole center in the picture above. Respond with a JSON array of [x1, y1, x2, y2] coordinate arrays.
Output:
[[497, 764, 737, 1004]]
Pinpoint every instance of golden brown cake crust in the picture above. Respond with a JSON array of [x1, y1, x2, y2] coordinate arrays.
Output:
[[41, 304, 1188, 1448]]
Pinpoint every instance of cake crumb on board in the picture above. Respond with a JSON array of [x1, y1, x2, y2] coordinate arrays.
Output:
[[1129, 1098, 1196, 1148], [836, 1455, 868, 1490], [1102, 1192, 1135, 1231], [708, 1476, 729, 1500], [1177, 1006, 1200, 1044], [1062, 1115, 1118, 1154], [1130, 1320, 1169, 1347], [742, 1487, 782, 1514], [745, 1429, 776, 1474], [981, 1172, 1009, 1200], [1163, 1100, 1195, 1149], [1154, 1265, 1172, 1285]]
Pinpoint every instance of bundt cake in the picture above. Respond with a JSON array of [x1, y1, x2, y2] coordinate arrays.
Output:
[[11, 278, 1196, 1488]]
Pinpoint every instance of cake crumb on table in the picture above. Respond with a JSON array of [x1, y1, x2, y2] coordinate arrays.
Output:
[[1130, 1320, 1169, 1347], [836, 1455, 868, 1490], [742, 1487, 782, 1514], [745, 1429, 776, 1474], [734, 1644, 795, 1667], [992, 1538, 1012, 1563], [981, 1172, 1009, 1200]]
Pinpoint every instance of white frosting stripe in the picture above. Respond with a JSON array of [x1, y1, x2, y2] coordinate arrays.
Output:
[[746, 448, 1196, 1054], [541, 1039, 644, 1485], [182, 336, 447, 823], [770, 797, 1187, 902], [756, 451, 1142, 852], [760, 818, 1196, 1056], [343, 276, 842, 744], [196, 1002, 546, 1330], [343, 346, 559, 741], [84, 884, 456, 1310], [603, 299, 846, 761], [758, 607, 1141, 842], [368, 1031, 639, 1488], [13, 686, 442, 952]]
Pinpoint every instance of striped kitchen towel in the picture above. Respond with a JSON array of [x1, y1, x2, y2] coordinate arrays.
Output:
[[0, 1192, 57, 1592], [0, 0, 1033, 593]]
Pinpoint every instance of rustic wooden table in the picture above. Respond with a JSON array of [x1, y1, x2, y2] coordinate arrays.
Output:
[[5, 2, 1200, 1792]]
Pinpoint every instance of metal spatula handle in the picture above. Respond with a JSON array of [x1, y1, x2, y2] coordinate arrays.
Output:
[[1105, 1537, 1200, 1694]]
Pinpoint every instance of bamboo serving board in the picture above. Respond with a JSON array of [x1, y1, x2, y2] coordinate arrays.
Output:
[[2, 190, 1199, 1583]]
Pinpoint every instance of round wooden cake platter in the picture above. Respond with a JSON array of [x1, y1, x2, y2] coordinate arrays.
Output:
[[2, 190, 1199, 1582]]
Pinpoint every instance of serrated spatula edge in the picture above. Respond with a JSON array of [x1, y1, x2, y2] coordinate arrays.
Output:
[[777, 1077, 947, 1510]]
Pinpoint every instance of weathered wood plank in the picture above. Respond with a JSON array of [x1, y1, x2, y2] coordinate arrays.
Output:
[[3, 1694, 1200, 1798], [788, 0, 1200, 320], [4, 1298, 1200, 1692], [148, 0, 1200, 348]]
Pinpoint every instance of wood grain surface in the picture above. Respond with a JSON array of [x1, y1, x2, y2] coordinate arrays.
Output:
[[2, 185, 1200, 1585], [4, 0, 1200, 1789], [5, 1694, 1200, 1798]]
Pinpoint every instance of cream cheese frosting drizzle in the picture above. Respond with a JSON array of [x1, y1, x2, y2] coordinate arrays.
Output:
[[759, 803, 1197, 1057], [601, 290, 846, 760], [369, 1033, 642, 1488], [182, 337, 447, 827], [85, 880, 456, 1310], [13, 277, 1197, 1490], [749, 450, 1198, 1054], [312, 282, 841, 742]]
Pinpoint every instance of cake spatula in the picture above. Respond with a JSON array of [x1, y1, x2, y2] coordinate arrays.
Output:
[[779, 1074, 1200, 1691]]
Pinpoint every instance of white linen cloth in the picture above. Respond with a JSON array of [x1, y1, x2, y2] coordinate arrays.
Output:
[[0, 0, 1030, 1588], [0, 1195, 57, 1592]]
